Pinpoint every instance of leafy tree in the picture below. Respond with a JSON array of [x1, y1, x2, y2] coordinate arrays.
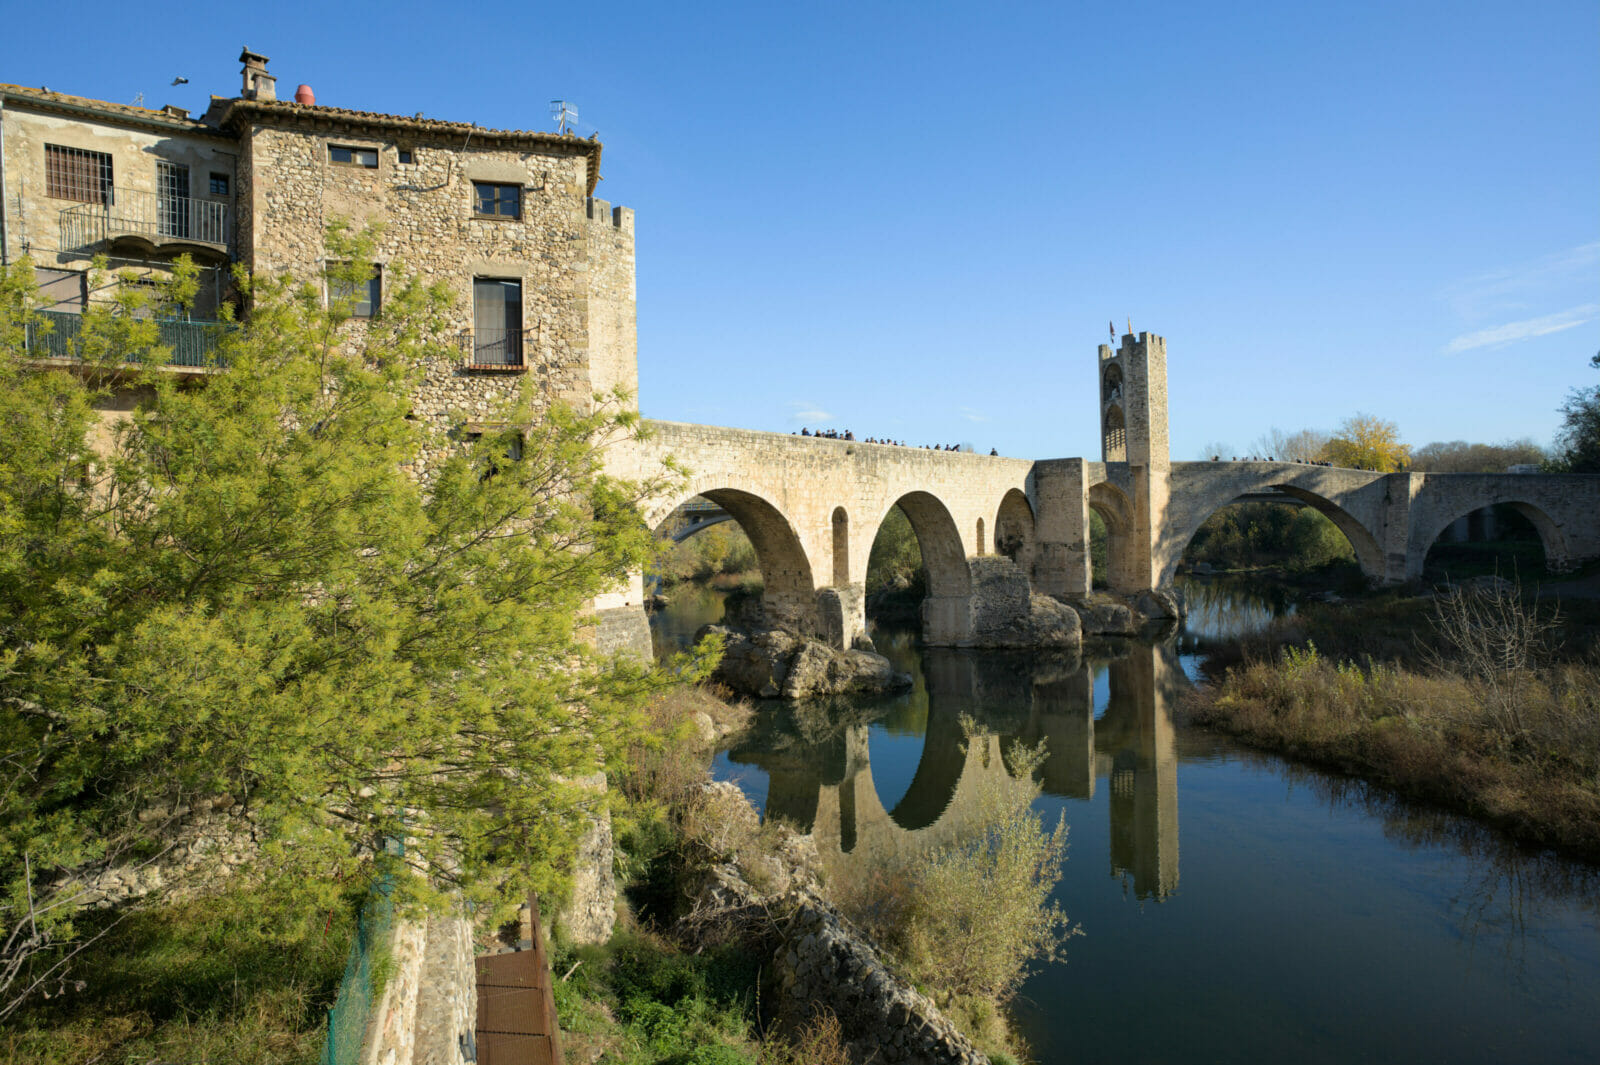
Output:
[[1547, 352, 1600, 473], [1409, 438, 1546, 473], [0, 234, 700, 1016], [1320, 413, 1409, 472]]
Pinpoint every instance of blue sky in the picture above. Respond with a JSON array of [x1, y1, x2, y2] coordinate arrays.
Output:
[[6, 0, 1596, 460]]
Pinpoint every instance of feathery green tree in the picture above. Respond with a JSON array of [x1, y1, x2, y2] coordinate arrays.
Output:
[[0, 231, 699, 1016]]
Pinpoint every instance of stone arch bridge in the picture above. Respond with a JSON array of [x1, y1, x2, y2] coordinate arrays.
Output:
[[593, 333, 1600, 654], [616, 415, 1600, 651]]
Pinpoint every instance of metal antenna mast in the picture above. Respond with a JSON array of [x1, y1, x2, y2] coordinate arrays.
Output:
[[549, 100, 578, 134]]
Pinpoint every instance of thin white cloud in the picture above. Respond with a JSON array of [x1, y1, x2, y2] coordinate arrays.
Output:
[[1444, 303, 1599, 353], [787, 401, 834, 423], [960, 407, 989, 423], [1442, 242, 1600, 323]]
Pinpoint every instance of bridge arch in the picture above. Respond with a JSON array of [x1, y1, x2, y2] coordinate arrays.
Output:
[[994, 488, 1036, 578], [1268, 484, 1386, 577], [1089, 481, 1140, 592], [1413, 498, 1570, 579], [875, 491, 972, 644], [654, 486, 820, 634], [1159, 466, 1390, 587], [1161, 484, 1384, 586]]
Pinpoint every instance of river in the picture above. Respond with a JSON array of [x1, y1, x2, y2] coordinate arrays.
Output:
[[650, 579, 1600, 1064]]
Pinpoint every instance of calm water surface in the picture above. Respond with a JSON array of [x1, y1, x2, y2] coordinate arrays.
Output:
[[651, 580, 1600, 1064]]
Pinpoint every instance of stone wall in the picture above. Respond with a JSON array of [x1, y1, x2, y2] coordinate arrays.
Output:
[[362, 918, 429, 1065], [60, 800, 258, 908], [555, 772, 618, 945], [589, 603, 654, 661], [776, 897, 987, 1065], [411, 918, 477, 1065], [240, 122, 602, 405], [364, 915, 476, 1065]]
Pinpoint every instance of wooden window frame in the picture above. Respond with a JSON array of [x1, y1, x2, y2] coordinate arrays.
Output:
[[328, 144, 379, 169], [473, 181, 522, 220], [327, 262, 382, 318]]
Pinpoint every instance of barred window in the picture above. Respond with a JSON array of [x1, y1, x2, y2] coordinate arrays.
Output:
[[45, 145, 113, 203]]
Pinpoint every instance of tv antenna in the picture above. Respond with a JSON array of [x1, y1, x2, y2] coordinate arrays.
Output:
[[550, 100, 578, 134]]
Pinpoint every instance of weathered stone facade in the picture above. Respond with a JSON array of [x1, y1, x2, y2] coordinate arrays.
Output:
[[1, 83, 236, 316]]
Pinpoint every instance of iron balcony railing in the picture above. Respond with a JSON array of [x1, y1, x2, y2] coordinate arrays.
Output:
[[23, 309, 230, 368], [458, 328, 533, 370], [60, 188, 232, 252]]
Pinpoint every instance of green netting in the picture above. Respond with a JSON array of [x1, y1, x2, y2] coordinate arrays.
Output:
[[321, 880, 396, 1065]]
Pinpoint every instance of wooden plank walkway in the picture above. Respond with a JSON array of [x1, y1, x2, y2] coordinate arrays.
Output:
[[474, 894, 564, 1065]]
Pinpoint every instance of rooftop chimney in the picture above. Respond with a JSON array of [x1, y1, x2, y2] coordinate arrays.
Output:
[[294, 84, 316, 106], [239, 47, 276, 102]]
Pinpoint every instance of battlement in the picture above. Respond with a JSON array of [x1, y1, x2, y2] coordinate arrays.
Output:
[[1115, 332, 1164, 359], [585, 197, 635, 233]]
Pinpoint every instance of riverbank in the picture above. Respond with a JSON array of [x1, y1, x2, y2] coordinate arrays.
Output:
[[552, 681, 1046, 1064], [1184, 582, 1600, 862]]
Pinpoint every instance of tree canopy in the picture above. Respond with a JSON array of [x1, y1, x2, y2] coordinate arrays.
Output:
[[1410, 438, 1546, 473], [1319, 413, 1409, 472], [0, 234, 700, 1014], [1547, 352, 1600, 473]]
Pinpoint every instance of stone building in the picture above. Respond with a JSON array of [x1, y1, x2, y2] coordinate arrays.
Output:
[[2, 48, 652, 650], [0, 77, 237, 320]]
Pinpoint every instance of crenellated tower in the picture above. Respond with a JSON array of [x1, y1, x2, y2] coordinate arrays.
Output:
[[1098, 332, 1168, 469], [1095, 332, 1171, 594]]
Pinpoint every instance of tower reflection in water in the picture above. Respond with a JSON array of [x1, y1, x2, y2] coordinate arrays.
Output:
[[724, 640, 1183, 901]]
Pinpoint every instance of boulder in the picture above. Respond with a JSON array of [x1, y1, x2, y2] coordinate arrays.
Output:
[[703, 624, 911, 700], [783, 642, 913, 699], [704, 626, 798, 697], [1135, 589, 1182, 621], [1074, 600, 1138, 636], [968, 592, 1083, 649], [965, 556, 1083, 649]]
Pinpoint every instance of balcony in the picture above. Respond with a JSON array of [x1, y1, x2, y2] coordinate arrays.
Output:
[[23, 309, 230, 370], [59, 188, 232, 258], [458, 329, 533, 372]]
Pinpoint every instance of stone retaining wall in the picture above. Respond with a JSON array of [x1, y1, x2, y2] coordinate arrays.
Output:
[[364, 915, 476, 1065], [776, 898, 988, 1065]]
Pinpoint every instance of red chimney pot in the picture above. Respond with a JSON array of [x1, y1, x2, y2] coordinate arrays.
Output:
[[294, 84, 315, 105]]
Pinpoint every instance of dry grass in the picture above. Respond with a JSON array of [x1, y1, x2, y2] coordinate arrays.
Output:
[[758, 1007, 851, 1065], [617, 684, 754, 810], [1190, 583, 1600, 860]]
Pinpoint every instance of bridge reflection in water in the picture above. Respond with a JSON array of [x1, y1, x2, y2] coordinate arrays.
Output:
[[724, 638, 1183, 901]]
